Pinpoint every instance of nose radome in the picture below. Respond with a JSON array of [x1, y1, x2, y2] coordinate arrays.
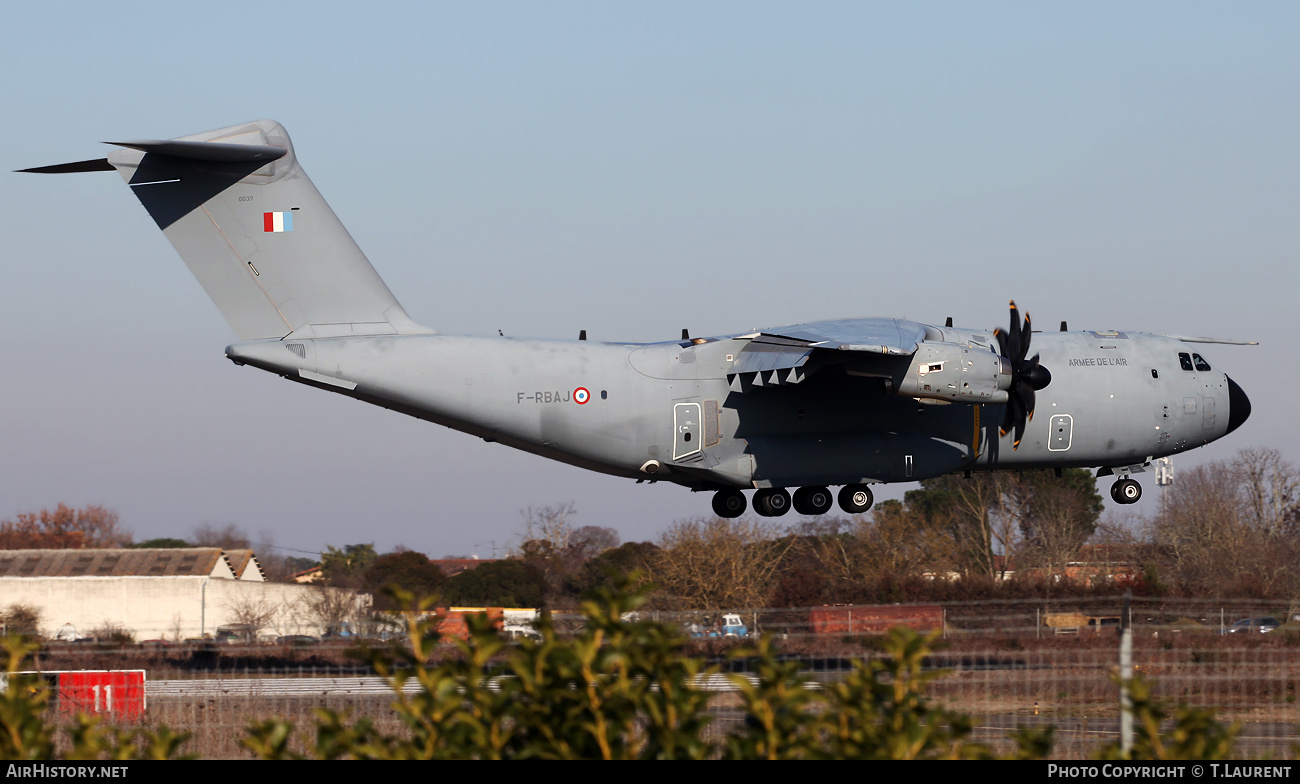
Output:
[[1226, 376, 1251, 435]]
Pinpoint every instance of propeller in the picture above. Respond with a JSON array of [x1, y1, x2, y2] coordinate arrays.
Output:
[[993, 301, 1052, 449]]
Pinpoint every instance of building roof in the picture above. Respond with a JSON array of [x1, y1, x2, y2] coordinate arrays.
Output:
[[0, 548, 236, 579], [291, 566, 322, 584], [430, 558, 495, 578], [223, 549, 265, 582]]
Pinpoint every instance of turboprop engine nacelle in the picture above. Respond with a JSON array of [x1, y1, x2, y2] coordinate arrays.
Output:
[[895, 342, 1012, 404]]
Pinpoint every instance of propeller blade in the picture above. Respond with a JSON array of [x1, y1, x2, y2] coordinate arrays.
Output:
[[1007, 302, 1021, 363], [1000, 394, 1020, 437], [1020, 311, 1033, 359], [1015, 383, 1036, 422], [991, 301, 1051, 449]]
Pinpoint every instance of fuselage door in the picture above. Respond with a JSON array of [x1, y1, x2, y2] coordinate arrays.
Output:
[[673, 402, 702, 461], [1048, 414, 1073, 451]]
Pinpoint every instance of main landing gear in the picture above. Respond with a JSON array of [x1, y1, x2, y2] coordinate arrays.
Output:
[[711, 488, 747, 518], [837, 484, 873, 515], [711, 484, 875, 518], [753, 488, 791, 517], [1110, 478, 1142, 505]]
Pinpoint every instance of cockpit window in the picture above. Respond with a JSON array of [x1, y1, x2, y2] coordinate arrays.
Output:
[[1179, 353, 1194, 371], [1192, 353, 1211, 371]]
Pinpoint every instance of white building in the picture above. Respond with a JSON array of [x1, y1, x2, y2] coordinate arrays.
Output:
[[0, 548, 365, 640]]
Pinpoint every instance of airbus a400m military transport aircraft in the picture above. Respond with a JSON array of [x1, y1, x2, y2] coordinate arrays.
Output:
[[24, 120, 1255, 519]]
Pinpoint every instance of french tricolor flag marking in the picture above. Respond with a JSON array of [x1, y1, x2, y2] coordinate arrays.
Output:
[[263, 212, 293, 232]]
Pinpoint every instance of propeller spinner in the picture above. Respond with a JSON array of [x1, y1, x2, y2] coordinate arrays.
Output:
[[993, 301, 1052, 449]]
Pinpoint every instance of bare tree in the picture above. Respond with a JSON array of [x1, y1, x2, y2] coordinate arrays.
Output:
[[511, 504, 624, 607], [514, 502, 579, 555], [0, 504, 132, 549], [907, 475, 1019, 579], [192, 522, 251, 549], [251, 532, 296, 583], [650, 517, 792, 609], [1148, 450, 1300, 597], [863, 500, 960, 579], [303, 585, 369, 634], [223, 593, 279, 637], [1151, 461, 1243, 593], [1016, 481, 1096, 576], [571, 525, 620, 558], [1233, 447, 1299, 538], [1001, 470, 1103, 577], [0, 604, 43, 637]]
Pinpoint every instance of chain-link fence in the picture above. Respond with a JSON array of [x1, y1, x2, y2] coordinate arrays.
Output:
[[17, 595, 1300, 758]]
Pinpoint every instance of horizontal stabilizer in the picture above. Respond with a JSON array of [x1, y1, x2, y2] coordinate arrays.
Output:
[[106, 140, 287, 164], [17, 158, 115, 174]]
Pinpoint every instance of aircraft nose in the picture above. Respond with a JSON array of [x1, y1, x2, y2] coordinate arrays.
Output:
[[1226, 375, 1251, 434]]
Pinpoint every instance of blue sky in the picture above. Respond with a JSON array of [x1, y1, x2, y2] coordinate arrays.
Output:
[[2, 3, 1295, 558]]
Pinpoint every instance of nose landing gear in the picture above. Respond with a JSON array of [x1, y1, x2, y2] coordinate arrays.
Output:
[[1111, 478, 1142, 504]]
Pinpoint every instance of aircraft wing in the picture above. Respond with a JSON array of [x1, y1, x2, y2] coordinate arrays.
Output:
[[728, 318, 926, 390], [761, 318, 928, 354]]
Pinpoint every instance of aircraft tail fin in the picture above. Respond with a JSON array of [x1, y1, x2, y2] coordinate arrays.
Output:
[[28, 120, 431, 340]]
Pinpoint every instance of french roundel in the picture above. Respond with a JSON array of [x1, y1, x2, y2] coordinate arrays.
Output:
[[574, 387, 590, 405]]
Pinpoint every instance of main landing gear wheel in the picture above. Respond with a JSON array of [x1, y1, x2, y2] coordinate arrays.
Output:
[[793, 486, 833, 516], [838, 484, 874, 514], [753, 488, 792, 517], [712, 489, 747, 518], [1111, 478, 1142, 505]]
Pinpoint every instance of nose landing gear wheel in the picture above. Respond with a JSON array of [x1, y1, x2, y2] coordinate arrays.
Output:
[[753, 488, 791, 517], [1111, 478, 1142, 504], [838, 484, 874, 514], [793, 486, 833, 516], [712, 489, 747, 518]]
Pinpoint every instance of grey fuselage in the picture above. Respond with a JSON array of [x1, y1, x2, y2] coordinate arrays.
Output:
[[226, 325, 1247, 493]]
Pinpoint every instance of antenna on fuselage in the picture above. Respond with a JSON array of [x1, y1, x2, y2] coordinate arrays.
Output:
[[945, 317, 953, 327], [579, 330, 587, 341], [1060, 321, 1068, 332], [682, 329, 690, 340]]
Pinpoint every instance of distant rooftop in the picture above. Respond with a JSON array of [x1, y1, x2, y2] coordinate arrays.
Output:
[[430, 558, 496, 578], [0, 548, 253, 580]]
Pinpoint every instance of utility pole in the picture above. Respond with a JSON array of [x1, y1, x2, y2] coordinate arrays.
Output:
[[1119, 589, 1133, 755]]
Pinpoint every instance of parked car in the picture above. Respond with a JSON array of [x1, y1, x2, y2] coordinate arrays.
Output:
[[687, 613, 750, 639], [1223, 617, 1279, 634], [214, 623, 258, 644], [502, 624, 543, 643], [275, 635, 320, 647]]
